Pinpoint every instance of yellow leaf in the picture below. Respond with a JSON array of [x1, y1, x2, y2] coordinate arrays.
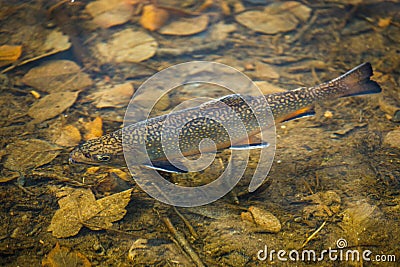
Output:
[[42, 243, 91, 267], [0, 45, 22, 61], [140, 4, 169, 31], [378, 17, 391, 28], [83, 117, 103, 140]]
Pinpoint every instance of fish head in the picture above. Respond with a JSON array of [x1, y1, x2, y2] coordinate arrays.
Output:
[[69, 134, 125, 166]]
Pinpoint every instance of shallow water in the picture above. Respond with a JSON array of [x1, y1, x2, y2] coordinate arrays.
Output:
[[0, 0, 399, 266]]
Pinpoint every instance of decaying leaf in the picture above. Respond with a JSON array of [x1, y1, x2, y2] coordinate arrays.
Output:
[[0, 45, 22, 61], [140, 4, 170, 31], [28, 91, 80, 123], [42, 30, 71, 54], [3, 139, 61, 171], [83, 116, 103, 140], [86, 0, 134, 28], [42, 243, 91, 267], [90, 82, 134, 108], [2, 28, 71, 73], [48, 187, 133, 238], [22, 60, 93, 93], [94, 29, 158, 63], [254, 61, 280, 80], [159, 14, 209, 36], [53, 125, 82, 147], [236, 1, 311, 34]]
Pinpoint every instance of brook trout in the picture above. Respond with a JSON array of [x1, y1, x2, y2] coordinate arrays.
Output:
[[69, 62, 381, 172]]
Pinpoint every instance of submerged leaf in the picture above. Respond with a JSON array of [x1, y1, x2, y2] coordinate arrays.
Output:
[[94, 29, 158, 63], [53, 125, 82, 147], [159, 14, 209, 36], [86, 0, 134, 28], [140, 4, 170, 31], [0, 45, 22, 61], [42, 243, 91, 267], [83, 116, 103, 140], [90, 82, 134, 108], [48, 188, 133, 238], [4, 139, 61, 171], [22, 60, 93, 93], [236, 1, 311, 34], [28, 91, 80, 123]]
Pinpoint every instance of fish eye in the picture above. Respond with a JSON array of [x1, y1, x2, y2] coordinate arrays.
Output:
[[96, 154, 111, 162], [84, 153, 91, 159]]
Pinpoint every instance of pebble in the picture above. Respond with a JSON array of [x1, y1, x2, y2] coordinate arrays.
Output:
[[383, 128, 400, 149]]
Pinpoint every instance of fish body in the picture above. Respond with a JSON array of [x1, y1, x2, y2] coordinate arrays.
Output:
[[69, 63, 381, 171]]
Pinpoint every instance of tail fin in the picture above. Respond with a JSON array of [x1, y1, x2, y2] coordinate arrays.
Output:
[[333, 62, 382, 97]]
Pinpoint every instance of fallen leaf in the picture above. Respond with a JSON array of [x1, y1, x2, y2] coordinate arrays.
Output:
[[42, 243, 91, 267], [236, 1, 311, 34], [28, 91, 80, 123], [48, 188, 133, 238], [90, 82, 134, 108], [158, 14, 209, 36], [83, 116, 103, 140], [3, 139, 61, 171], [2, 28, 71, 73], [109, 168, 131, 182], [86, 0, 134, 28], [254, 61, 280, 79], [377, 17, 391, 28], [140, 4, 170, 31], [209, 22, 236, 41], [94, 29, 158, 63], [53, 125, 82, 147], [0, 45, 22, 61], [42, 30, 72, 54], [22, 60, 93, 93]]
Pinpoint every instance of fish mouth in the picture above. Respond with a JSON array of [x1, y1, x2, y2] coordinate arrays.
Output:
[[68, 148, 97, 165]]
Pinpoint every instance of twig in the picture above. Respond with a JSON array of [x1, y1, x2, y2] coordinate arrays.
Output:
[[161, 216, 205, 267], [301, 220, 327, 248], [30, 171, 89, 187], [289, 11, 319, 44], [173, 207, 199, 240]]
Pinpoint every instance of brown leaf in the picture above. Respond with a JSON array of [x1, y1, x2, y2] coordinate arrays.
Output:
[[90, 82, 134, 108], [158, 14, 209, 36], [28, 91, 80, 123], [48, 188, 133, 238], [86, 0, 134, 29], [22, 60, 93, 93], [94, 29, 158, 63], [235, 1, 311, 34], [3, 139, 61, 171], [53, 125, 82, 147], [140, 4, 170, 31], [83, 116, 103, 140], [42, 243, 91, 267]]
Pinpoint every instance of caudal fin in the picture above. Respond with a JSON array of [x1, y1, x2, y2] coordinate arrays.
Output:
[[333, 62, 382, 97]]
